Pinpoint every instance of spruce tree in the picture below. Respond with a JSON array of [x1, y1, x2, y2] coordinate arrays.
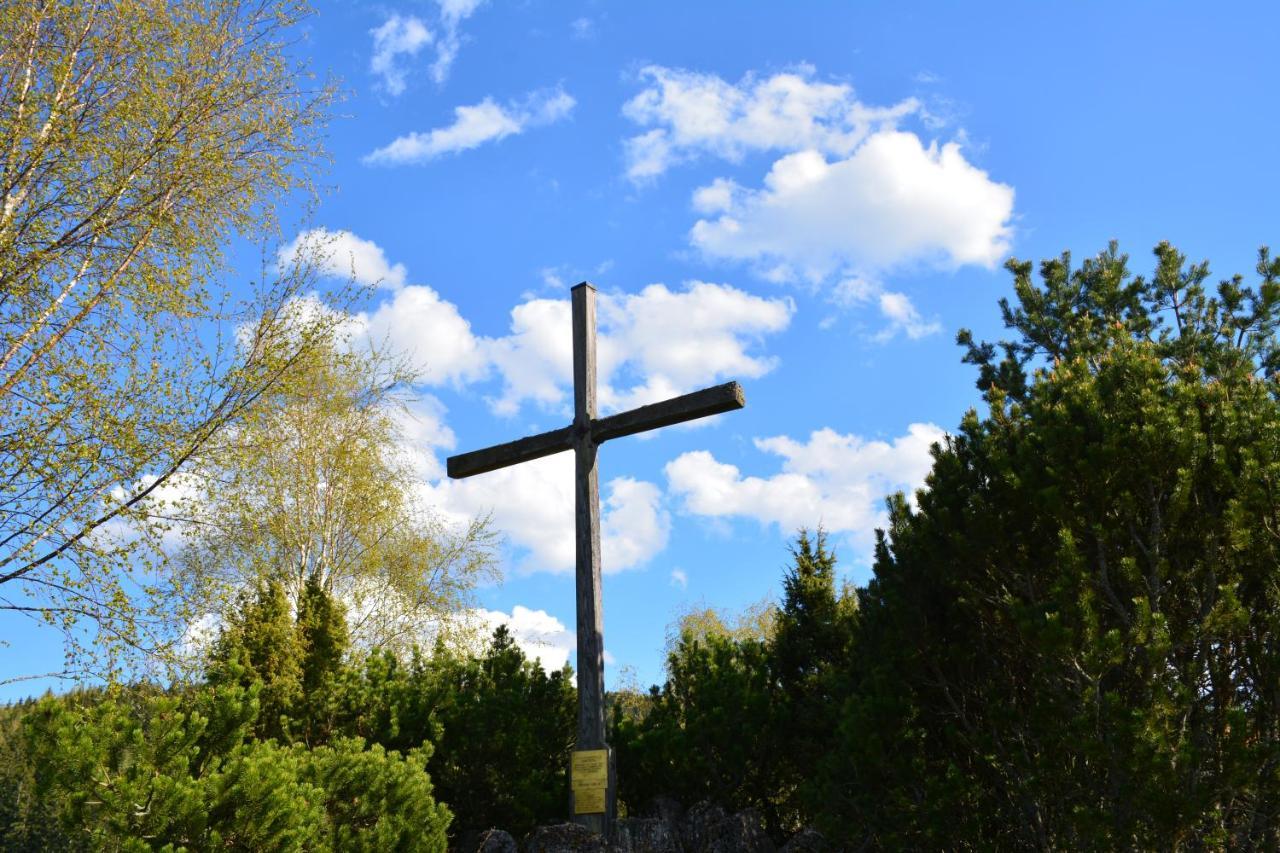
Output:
[[770, 529, 856, 828], [208, 579, 303, 743], [824, 243, 1280, 848], [296, 574, 349, 744]]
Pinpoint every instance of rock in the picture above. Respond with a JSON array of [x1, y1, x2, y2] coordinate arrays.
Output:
[[699, 808, 775, 853], [640, 797, 684, 850], [613, 817, 680, 853], [679, 801, 726, 853], [643, 796, 684, 827], [779, 827, 830, 853], [471, 829, 519, 853], [523, 822, 611, 853]]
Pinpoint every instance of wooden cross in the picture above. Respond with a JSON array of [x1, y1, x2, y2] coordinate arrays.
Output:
[[446, 282, 745, 836]]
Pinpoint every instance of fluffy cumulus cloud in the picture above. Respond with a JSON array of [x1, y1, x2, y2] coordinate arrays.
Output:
[[622, 65, 919, 180], [353, 284, 488, 385], [486, 282, 793, 416], [424, 454, 670, 574], [623, 65, 1016, 338], [369, 14, 432, 96], [277, 228, 408, 289], [689, 138, 1015, 280], [598, 282, 792, 411], [665, 422, 946, 554], [365, 87, 575, 165], [466, 605, 574, 668], [388, 395, 456, 481], [285, 230, 792, 414], [483, 298, 574, 416]]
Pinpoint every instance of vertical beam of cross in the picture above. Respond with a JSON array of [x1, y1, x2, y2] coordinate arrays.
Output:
[[447, 281, 745, 838], [571, 285, 607, 754]]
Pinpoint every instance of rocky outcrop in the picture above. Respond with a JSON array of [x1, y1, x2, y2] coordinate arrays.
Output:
[[612, 817, 680, 853], [454, 828, 518, 853], [678, 801, 726, 853], [465, 800, 833, 853], [779, 827, 831, 852], [695, 806, 776, 853], [523, 822, 611, 853], [642, 796, 684, 846]]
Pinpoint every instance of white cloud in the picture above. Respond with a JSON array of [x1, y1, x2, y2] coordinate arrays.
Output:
[[484, 282, 793, 416], [570, 17, 594, 40], [876, 291, 941, 341], [670, 568, 688, 589], [425, 454, 669, 574], [277, 228, 408, 289], [431, 0, 486, 83], [285, 232, 790, 414], [369, 14, 432, 97], [365, 87, 576, 165], [598, 282, 792, 411], [601, 478, 669, 570], [690, 136, 1015, 281], [691, 177, 740, 215], [438, 0, 485, 22], [623, 65, 919, 181], [482, 297, 574, 416], [622, 65, 1016, 318], [665, 423, 945, 554], [354, 284, 488, 385], [389, 395, 456, 481], [540, 267, 566, 290], [831, 275, 940, 342], [468, 605, 573, 669]]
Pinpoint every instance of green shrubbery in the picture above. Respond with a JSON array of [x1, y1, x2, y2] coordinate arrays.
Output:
[[615, 243, 1280, 849], [6, 242, 1280, 849], [0, 580, 574, 850]]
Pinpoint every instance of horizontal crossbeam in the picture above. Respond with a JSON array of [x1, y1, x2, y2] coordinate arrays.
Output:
[[591, 381, 745, 444], [446, 381, 746, 480], [447, 425, 574, 479]]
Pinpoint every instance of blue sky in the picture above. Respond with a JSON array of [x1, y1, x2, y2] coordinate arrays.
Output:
[[5, 2, 1278, 698]]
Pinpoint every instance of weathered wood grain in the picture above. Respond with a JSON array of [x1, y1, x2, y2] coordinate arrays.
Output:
[[591, 381, 745, 445], [443, 280, 746, 839], [444, 425, 573, 479]]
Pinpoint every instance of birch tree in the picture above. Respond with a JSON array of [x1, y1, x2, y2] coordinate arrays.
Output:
[[173, 342, 498, 656], [0, 0, 342, 682]]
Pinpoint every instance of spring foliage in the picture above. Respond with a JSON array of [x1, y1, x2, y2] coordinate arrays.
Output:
[[5, 241, 1279, 847], [0, 0, 345, 681], [0, 578, 577, 849], [172, 342, 498, 658]]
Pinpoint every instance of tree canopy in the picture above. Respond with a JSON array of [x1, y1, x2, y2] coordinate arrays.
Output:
[[172, 341, 498, 659], [828, 243, 1280, 847], [0, 0, 345, 682], [614, 242, 1280, 849]]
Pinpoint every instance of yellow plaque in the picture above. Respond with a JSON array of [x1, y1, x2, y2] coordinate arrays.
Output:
[[574, 785, 607, 815], [571, 749, 609, 790]]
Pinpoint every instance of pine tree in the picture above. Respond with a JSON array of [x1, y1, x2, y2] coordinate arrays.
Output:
[[823, 243, 1280, 848], [769, 529, 856, 828]]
